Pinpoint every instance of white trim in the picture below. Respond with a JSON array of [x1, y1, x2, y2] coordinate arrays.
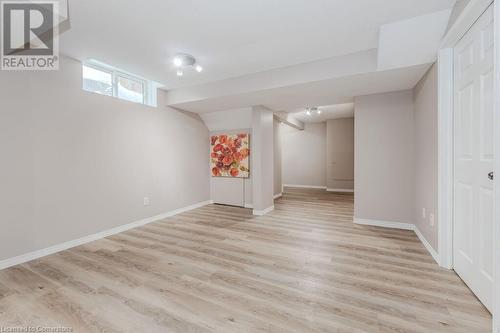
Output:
[[441, 0, 493, 48], [354, 218, 440, 266], [253, 205, 275, 216], [273, 193, 283, 199], [244, 203, 254, 209], [438, 3, 500, 324], [437, 48, 454, 270], [493, 1, 500, 330], [283, 184, 327, 189], [326, 188, 354, 193], [0, 199, 213, 271], [438, 0, 495, 272], [83, 60, 159, 107], [353, 217, 414, 231], [414, 227, 440, 265]]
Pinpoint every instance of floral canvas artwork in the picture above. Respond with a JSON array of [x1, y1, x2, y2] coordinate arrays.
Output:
[[211, 134, 250, 178]]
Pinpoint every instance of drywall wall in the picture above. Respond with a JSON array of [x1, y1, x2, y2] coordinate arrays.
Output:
[[0, 71, 34, 262], [273, 118, 283, 196], [414, 64, 438, 251], [274, 111, 305, 130], [200, 107, 253, 131], [281, 123, 327, 188], [252, 106, 274, 214], [354, 90, 414, 224], [0, 55, 210, 262], [204, 107, 275, 211], [326, 118, 354, 191], [204, 108, 253, 207], [209, 128, 252, 207], [377, 10, 451, 71]]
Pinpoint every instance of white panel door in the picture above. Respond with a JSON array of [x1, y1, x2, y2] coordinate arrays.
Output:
[[453, 5, 494, 312]]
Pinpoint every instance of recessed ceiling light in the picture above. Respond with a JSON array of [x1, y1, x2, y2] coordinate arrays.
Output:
[[195, 65, 203, 72]]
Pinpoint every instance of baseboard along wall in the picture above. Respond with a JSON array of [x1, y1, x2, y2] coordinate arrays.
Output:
[[326, 188, 354, 193], [283, 184, 327, 190], [353, 217, 439, 265], [253, 205, 275, 216], [0, 199, 214, 271]]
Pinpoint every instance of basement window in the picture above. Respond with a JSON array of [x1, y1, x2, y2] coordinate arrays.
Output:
[[83, 64, 113, 96], [82, 60, 159, 107], [116, 74, 145, 104]]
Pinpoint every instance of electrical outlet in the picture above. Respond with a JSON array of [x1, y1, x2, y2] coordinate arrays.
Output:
[[422, 208, 426, 219], [143, 197, 150, 206], [429, 213, 435, 227]]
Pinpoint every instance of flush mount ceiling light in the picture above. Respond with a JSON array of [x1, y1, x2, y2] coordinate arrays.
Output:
[[306, 107, 322, 116], [172, 53, 203, 77]]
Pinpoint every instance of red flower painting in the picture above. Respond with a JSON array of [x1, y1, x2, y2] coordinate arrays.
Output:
[[210, 133, 250, 178]]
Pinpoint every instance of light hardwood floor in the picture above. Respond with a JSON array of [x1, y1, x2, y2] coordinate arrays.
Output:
[[0, 188, 492, 332]]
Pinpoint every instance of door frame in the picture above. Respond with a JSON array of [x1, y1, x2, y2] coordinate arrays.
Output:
[[437, 0, 499, 330]]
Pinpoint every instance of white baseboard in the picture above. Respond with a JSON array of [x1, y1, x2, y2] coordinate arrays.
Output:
[[354, 217, 440, 266], [273, 193, 283, 199], [326, 188, 354, 193], [244, 203, 253, 209], [354, 217, 414, 230], [283, 184, 327, 190], [414, 227, 440, 266], [253, 205, 274, 216], [0, 199, 213, 271], [354, 217, 415, 230]]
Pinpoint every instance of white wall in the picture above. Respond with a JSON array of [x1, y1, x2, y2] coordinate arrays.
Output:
[[273, 119, 283, 196], [326, 118, 354, 191], [0, 56, 210, 261], [252, 106, 274, 213], [202, 108, 253, 208], [202, 107, 275, 212], [281, 123, 327, 188], [414, 64, 438, 251], [200, 107, 253, 131], [354, 90, 415, 224]]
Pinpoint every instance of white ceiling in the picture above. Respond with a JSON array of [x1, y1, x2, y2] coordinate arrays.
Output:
[[60, 0, 455, 89], [292, 104, 355, 123]]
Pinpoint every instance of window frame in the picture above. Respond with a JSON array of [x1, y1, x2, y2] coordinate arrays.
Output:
[[114, 72, 147, 105], [82, 61, 154, 106], [82, 62, 114, 97]]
